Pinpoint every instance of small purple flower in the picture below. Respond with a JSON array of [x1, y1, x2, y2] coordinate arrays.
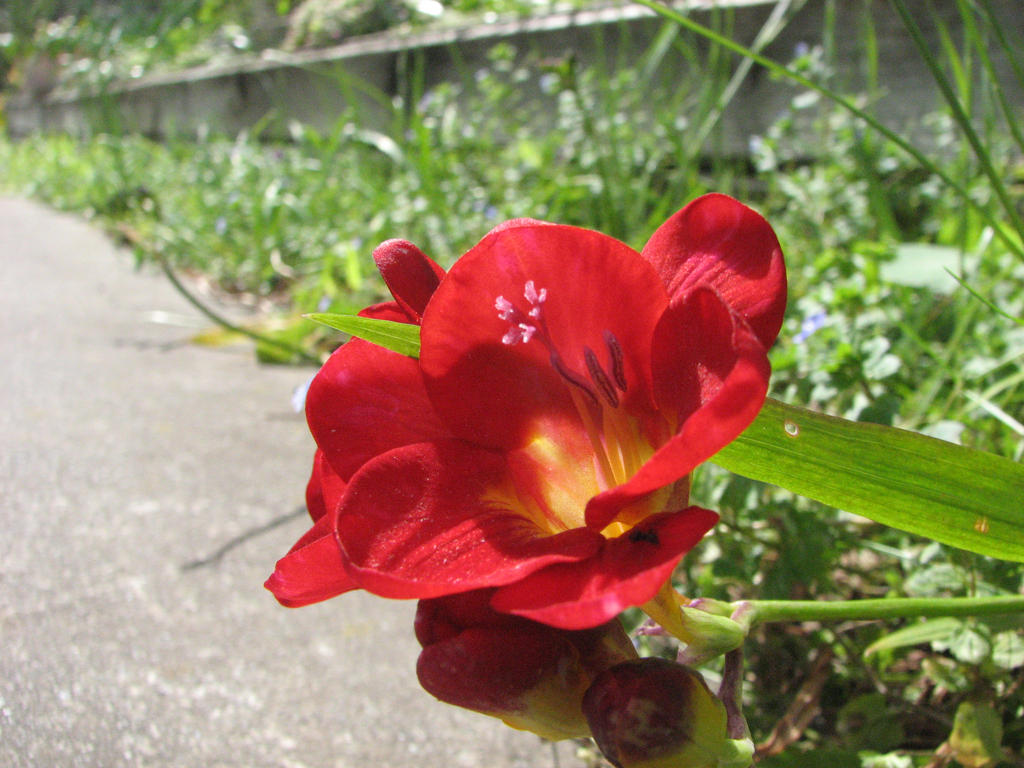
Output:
[[794, 311, 827, 344]]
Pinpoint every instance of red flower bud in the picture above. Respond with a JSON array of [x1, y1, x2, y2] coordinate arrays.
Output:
[[582, 658, 752, 768], [415, 589, 637, 741]]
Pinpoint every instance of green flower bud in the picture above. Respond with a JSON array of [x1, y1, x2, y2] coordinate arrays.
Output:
[[676, 606, 747, 666]]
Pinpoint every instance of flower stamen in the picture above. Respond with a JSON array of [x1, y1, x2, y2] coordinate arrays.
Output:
[[604, 331, 627, 392], [495, 281, 651, 492], [584, 346, 620, 408], [550, 351, 600, 407]]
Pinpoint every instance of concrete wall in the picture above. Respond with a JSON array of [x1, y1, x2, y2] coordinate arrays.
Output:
[[5, 0, 1022, 155]]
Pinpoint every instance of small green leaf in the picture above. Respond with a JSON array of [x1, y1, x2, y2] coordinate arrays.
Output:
[[712, 399, 1024, 562], [305, 313, 421, 358], [992, 630, 1024, 669], [865, 615, 1024, 657], [941, 625, 991, 665], [865, 617, 963, 656], [836, 694, 903, 751]]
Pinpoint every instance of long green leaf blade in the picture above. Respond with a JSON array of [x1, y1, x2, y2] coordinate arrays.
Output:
[[712, 399, 1024, 562], [305, 313, 421, 358]]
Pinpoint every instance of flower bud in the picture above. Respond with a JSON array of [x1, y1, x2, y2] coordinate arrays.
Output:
[[415, 589, 637, 741], [641, 584, 746, 665], [582, 658, 754, 768], [675, 606, 747, 666]]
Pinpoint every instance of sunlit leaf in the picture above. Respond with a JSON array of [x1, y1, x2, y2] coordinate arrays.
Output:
[[712, 399, 1024, 562], [948, 701, 1006, 768], [865, 614, 1024, 657], [992, 630, 1024, 669], [865, 617, 962, 656], [941, 625, 991, 665], [305, 313, 421, 358]]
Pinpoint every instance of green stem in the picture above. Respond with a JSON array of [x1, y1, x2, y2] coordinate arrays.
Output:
[[743, 595, 1024, 627]]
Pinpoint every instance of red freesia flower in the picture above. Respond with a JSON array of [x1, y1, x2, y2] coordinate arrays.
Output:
[[267, 194, 785, 629]]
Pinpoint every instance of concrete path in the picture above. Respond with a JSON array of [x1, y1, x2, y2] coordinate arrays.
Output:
[[0, 198, 586, 768]]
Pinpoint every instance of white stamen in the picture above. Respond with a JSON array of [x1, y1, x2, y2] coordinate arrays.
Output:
[[495, 295, 515, 321], [497, 281, 546, 345], [524, 280, 547, 305], [501, 322, 537, 346]]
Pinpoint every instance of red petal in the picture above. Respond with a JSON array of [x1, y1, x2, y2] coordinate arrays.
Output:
[[305, 449, 346, 522], [265, 513, 358, 607], [585, 288, 769, 530], [414, 588, 518, 646], [420, 224, 667, 450], [642, 193, 786, 349], [417, 623, 583, 712], [305, 338, 449, 481], [491, 508, 718, 629], [357, 300, 412, 322], [334, 440, 603, 599], [372, 239, 446, 323]]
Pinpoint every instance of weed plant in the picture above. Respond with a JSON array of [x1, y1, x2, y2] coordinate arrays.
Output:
[[1, 1, 1023, 763]]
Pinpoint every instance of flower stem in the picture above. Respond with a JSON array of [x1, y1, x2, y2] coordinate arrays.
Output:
[[742, 595, 1024, 627], [718, 649, 749, 741]]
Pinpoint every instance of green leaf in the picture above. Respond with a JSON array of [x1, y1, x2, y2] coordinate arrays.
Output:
[[865, 617, 964, 656], [948, 701, 1006, 768], [941, 625, 991, 665], [992, 630, 1024, 669], [712, 399, 1024, 562], [305, 313, 421, 358], [866, 614, 1024, 658]]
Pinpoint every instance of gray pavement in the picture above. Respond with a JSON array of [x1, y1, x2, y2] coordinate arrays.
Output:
[[0, 198, 586, 768]]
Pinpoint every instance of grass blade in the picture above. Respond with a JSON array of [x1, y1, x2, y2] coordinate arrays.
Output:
[[888, 0, 1024, 247]]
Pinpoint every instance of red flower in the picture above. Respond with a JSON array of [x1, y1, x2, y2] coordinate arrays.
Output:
[[267, 194, 785, 629], [414, 589, 638, 740]]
